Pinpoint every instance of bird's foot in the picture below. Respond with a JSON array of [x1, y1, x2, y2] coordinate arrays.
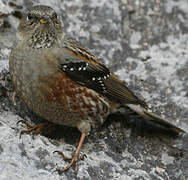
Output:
[[53, 151, 86, 173], [17, 120, 55, 138], [53, 132, 86, 174]]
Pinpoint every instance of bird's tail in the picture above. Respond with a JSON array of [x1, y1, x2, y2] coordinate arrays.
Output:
[[122, 104, 185, 135]]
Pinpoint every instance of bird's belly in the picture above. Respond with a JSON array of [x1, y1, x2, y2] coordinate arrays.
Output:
[[16, 70, 110, 128]]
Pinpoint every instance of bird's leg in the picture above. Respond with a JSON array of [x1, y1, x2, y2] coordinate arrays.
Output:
[[17, 120, 55, 138], [54, 132, 86, 173]]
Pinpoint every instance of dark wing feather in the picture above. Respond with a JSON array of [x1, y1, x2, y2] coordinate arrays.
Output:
[[58, 36, 146, 106], [59, 58, 146, 106], [103, 76, 146, 106], [60, 60, 110, 93]]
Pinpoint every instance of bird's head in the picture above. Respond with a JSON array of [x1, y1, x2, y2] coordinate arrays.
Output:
[[18, 5, 63, 48]]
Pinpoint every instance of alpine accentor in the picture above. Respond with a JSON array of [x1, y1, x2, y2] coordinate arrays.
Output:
[[9, 5, 185, 173]]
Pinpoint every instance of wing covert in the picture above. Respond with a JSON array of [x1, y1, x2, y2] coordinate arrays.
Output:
[[57, 36, 146, 107]]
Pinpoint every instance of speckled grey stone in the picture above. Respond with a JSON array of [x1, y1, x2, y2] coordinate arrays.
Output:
[[0, 0, 188, 180]]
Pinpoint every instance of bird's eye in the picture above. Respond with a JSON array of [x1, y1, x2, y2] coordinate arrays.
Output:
[[26, 13, 35, 25], [52, 13, 59, 24], [27, 13, 33, 21], [52, 13, 57, 19]]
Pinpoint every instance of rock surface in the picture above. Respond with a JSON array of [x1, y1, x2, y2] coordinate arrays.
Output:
[[0, 0, 188, 179]]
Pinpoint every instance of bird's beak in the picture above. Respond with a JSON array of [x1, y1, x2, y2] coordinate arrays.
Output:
[[40, 16, 49, 24]]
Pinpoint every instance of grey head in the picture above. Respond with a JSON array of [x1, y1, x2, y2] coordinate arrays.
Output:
[[18, 5, 63, 49]]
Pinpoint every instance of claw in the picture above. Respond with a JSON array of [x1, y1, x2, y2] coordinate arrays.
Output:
[[53, 151, 71, 161], [52, 168, 63, 175], [17, 120, 33, 128], [53, 132, 86, 173], [17, 120, 55, 138], [78, 154, 87, 161], [17, 120, 26, 126]]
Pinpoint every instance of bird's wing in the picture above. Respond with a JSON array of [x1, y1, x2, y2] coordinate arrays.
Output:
[[56, 36, 146, 107]]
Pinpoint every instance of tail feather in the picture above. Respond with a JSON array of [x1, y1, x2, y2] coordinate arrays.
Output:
[[126, 104, 185, 134]]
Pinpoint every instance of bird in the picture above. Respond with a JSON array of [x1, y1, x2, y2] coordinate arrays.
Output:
[[9, 5, 185, 174]]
